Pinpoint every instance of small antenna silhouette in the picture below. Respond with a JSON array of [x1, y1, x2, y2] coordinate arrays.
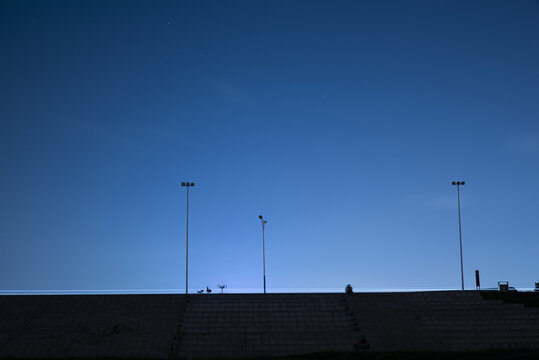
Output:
[[217, 277, 227, 294]]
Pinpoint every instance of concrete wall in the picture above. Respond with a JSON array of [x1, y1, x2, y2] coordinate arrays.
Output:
[[1, 291, 538, 359], [0, 294, 186, 358], [173, 293, 362, 359], [345, 291, 539, 351]]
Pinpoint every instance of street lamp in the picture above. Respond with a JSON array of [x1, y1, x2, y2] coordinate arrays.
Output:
[[452, 180, 465, 291], [181, 181, 194, 295], [258, 215, 268, 294]]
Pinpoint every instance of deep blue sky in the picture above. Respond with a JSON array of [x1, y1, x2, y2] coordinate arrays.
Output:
[[1, 0, 538, 292]]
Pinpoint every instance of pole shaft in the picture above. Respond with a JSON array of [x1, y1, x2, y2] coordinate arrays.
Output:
[[186, 187, 189, 295], [457, 185, 464, 291], [262, 224, 266, 294]]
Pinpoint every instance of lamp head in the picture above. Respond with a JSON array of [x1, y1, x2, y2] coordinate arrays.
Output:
[[258, 215, 263, 219]]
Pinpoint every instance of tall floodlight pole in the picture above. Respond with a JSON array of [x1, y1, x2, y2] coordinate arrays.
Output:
[[452, 181, 465, 291], [258, 215, 268, 294], [181, 181, 194, 295]]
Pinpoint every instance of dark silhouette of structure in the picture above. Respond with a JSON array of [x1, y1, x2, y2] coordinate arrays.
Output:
[[180, 181, 195, 295], [258, 215, 268, 294], [217, 282, 227, 294], [2, 291, 539, 359], [452, 180, 465, 290]]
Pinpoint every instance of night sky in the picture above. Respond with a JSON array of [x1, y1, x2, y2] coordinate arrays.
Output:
[[1, 0, 538, 293]]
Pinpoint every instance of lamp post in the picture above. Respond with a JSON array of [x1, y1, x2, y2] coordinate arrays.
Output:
[[258, 215, 268, 294], [452, 180, 465, 291], [181, 181, 194, 295]]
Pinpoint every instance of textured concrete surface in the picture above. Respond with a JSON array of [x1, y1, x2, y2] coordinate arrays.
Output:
[[0, 294, 186, 359], [1, 291, 538, 359], [172, 293, 363, 359], [346, 291, 539, 352]]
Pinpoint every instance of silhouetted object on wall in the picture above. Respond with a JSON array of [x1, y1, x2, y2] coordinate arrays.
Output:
[[258, 215, 268, 294], [475, 270, 480, 290], [498, 281, 509, 292], [345, 284, 353, 294], [197, 289, 204, 294], [452, 180, 466, 290], [535, 282, 539, 292], [217, 283, 227, 294], [206, 287, 212, 294], [180, 181, 195, 295], [355, 334, 369, 350]]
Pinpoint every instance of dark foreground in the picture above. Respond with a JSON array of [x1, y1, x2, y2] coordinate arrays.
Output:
[[3, 351, 539, 360], [1, 291, 538, 359], [283, 350, 539, 360]]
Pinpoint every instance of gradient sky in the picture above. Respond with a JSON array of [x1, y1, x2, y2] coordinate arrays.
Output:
[[1, 0, 538, 292]]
